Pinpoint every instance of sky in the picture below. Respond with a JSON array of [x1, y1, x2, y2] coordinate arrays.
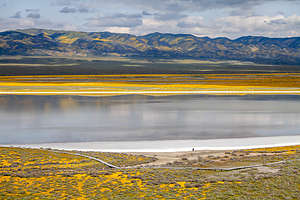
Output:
[[0, 0, 300, 38]]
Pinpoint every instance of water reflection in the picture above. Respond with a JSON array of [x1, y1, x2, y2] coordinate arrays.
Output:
[[0, 95, 300, 144]]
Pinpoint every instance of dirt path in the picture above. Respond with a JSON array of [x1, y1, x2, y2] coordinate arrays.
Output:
[[130, 150, 225, 167], [49, 150, 120, 169], [48, 149, 299, 172]]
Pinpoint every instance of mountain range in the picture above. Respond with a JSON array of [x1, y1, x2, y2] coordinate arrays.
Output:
[[1, 29, 300, 65]]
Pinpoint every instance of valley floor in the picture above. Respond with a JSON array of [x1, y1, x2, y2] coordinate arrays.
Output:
[[1, 73, 300, 96], [1, 56, 300, 96]]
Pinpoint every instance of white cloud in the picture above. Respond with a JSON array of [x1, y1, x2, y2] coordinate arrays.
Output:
[[85, 14, 142, 28], [216, 15, 300, 37], [1, 0, 300, 38], [27, 13, 41, 19], [0, 18, 70, 32], [131, 18, 180, 35], [10, 11, 22, 19], [131, 14, 300, 38], [104, 27, 131, 34], [177, 16, 204, 28]]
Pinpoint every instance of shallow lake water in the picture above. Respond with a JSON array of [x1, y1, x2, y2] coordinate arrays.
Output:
[[1, 95, 300, 145]]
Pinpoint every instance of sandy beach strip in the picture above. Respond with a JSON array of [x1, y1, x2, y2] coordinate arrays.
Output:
[[4, 135, 300, 153]]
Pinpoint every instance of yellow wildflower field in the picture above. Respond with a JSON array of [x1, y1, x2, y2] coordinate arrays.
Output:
[[0, 146, 299, 199], [0, 73, 300, 95]]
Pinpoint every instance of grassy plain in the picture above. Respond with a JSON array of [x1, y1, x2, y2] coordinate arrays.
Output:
[[0, 146, 299, 199], [0, 56, 300, 95], [0, 73, 300, 95]]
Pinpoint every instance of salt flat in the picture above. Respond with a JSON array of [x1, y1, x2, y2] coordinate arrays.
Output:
[[7, 135, 300, 152]]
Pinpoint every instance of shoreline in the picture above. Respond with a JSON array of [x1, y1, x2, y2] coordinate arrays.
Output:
[[3, 135, 300, 153], [0, 91, 300, 97]]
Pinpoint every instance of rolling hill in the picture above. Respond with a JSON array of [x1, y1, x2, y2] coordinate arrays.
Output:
[[0, 29, 300, 65]]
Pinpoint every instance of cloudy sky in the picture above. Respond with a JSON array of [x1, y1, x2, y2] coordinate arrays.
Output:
[[0, 0, 300, 38]]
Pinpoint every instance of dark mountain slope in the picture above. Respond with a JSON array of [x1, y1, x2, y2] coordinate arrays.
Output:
[[0, 29, 300, 65]]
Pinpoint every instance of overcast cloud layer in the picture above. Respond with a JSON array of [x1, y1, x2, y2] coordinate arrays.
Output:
[[0, 0, 300, 38]]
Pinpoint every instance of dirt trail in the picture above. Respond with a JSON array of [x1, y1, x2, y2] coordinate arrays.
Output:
[[48, 149, 299, 172], [130, 150, 226, 167]]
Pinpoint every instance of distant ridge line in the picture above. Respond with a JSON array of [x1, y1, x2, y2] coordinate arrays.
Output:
[[11, 28, 300, 40], [1, 28, 300, 65]]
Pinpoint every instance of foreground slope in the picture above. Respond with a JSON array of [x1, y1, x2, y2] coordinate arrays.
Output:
[[0, 146, 299, 199]]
